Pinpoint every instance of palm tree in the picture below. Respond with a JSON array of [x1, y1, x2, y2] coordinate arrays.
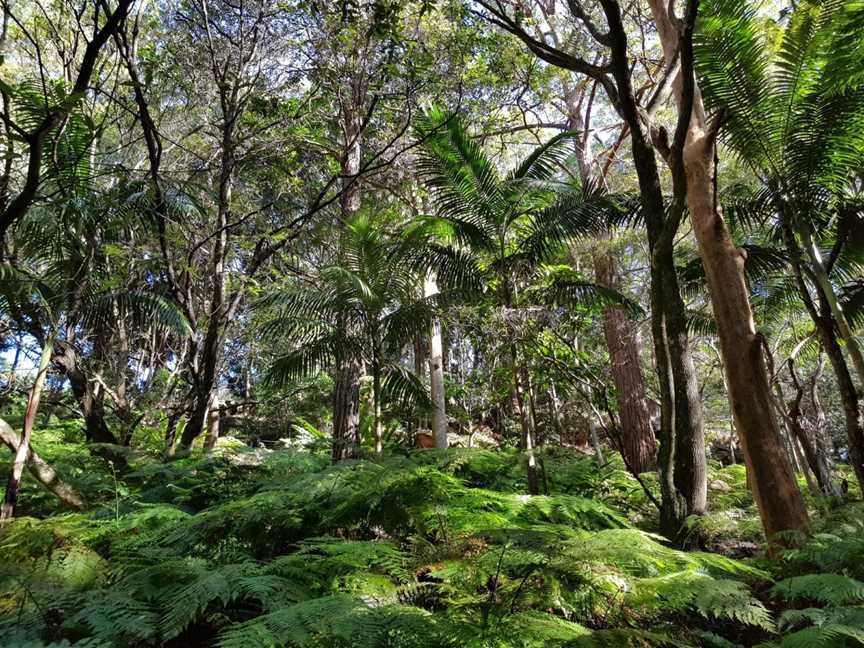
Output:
[[695, 0, 864, 489], [260, 215, 470, 458], [1, 183, 191, 451], [416, 108, 639, 494]]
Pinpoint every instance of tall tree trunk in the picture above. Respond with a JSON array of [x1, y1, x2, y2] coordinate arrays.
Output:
[[797, 222, 864, 388], [806, 356, 838, 495], [332, 79, 364, 463], [594, 250, 658, 473], [178, 116, 234, 452], [595, 0, 707, 540], [649, 0, 808, 541], [1, 338, 52, 520], [425, 277, 448, 449], [560, 71, 659, 476]]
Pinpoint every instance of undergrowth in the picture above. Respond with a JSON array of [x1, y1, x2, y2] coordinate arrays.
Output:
[[0, 431, 862, 647]]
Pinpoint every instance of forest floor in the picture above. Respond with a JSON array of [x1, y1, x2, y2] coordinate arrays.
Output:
[[2, 417, 864, 647]]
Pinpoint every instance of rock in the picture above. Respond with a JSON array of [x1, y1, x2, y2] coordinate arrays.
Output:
[[709, 479, 733, 493]]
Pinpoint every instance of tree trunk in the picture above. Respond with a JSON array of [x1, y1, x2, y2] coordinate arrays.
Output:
[[782, 219, 864, 493], [2, 338, 52, 520], [683, 133, 808, 539], [331, 76, 365, 463], [203, 395, 220, 452], [594, 250, 657, 473], [332, 358, 361, 461], [806, 356, 839, 496], [52, 341, 117, 445], [0, 417, 85, 510], [648, 0, 808, 541], [372, 360, 383, 456], [785, 371, 834, 497], [425, 277, 448, 450], [512, 352, 540, 495], [797, 222, 864, 388]]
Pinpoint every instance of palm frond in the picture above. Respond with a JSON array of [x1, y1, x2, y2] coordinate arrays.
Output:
[[381, 364, 433, 413]]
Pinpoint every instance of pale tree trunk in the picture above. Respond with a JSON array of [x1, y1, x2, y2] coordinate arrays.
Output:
[[0, 417, 85, 510], [805, 356, 838, 496], [425, 276, 448, 449], [560, 33, 704, 534], [178, 126, 232, 453], [372, 360, 383, 455], [513, 356, 540, 495], [649, 0, 808, 539], [1, 338, 53, 520], [203, 395, 220, 451], [797, 224, 864, 387]]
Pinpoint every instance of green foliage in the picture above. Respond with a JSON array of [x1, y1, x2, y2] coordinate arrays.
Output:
[[0, 446, 786, 647]]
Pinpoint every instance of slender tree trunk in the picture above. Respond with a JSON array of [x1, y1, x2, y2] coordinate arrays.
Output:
[[806, 356, 838, 495], [425, 277, 448, 449], [783, 220, 864, 492], [1, 338, 52, 520], [684, 133, 808, 539], [372, 360, 383, 456], [561, 70, 658, 476], [594, 0, 707, 540], [0, 417, 85, 510], [511, 350, 540, 495], [797, 222, 864, 388], [178, 87, 237, 452]]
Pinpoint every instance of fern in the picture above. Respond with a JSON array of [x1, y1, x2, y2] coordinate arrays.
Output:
[[773, 574, 864, 605]]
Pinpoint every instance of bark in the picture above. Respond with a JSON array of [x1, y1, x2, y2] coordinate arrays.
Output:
[[52, 341, 117, 445], [797, 223, 864, 387], [178, 110, 234, 451], [650, 0, 808, 541], [331, 77, 365, 462], [203, 395, 221, 451], [332, 358, 362, 461], [684, 129, 807, 540], [0, 417, 85, 511], [594, 250, 657, 473], [806, 357, 838, 494], [478, 0, 708, 538], [594, 0, 706, 539], [2, 339, 53, 520]]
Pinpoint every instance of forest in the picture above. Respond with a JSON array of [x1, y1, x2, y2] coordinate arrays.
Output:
[[0, 0, 863, 646]]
